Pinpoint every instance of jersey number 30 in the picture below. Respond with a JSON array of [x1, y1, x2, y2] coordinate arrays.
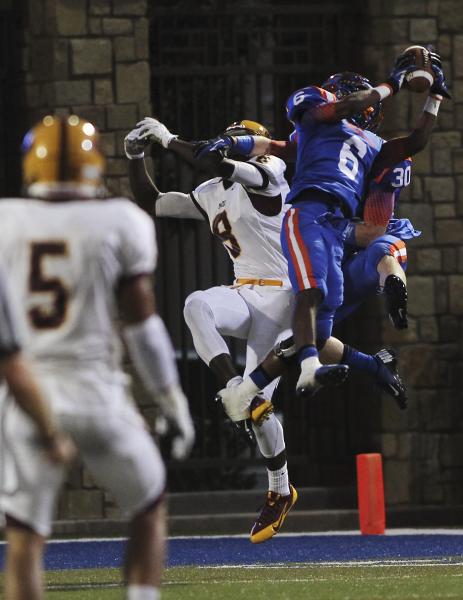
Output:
[[29, 242, 69, 329], [338, 135, 367, 181]]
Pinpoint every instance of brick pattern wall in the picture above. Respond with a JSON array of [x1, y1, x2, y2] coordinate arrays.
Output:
[[21, 0, 150, 199], [363, 0, 463, 505]]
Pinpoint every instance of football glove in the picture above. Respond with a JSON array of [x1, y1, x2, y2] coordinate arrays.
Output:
[[155, 384, 195, 460], [194, 135, 234, 159], [137, 117, 178, 148], [124, 126, 148, 159], [428, 49, 451, 99], [215, 383, 252, 422], [194, 134, 255, 160], [386, 51, 417, 94]]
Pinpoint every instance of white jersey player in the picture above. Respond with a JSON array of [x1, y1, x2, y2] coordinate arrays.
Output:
[[125, 118, 297, 544], [0, 115, 194, 600]]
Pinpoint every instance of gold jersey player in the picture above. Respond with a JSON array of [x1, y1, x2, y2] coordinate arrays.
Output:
[[0, 115, 194, 600]]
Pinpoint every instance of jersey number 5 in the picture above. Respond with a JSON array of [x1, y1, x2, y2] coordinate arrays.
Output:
[[338, 135, 367, 181], [212, 211, 241, 259], [29, 242, 69, 329]]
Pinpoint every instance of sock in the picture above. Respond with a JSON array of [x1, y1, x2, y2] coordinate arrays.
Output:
[[298, 354, 322, 387], [298, 344, 318, 364], [268, 463, 290, 496], [342, 344, 378, 376], [127, 584, 160, 600]]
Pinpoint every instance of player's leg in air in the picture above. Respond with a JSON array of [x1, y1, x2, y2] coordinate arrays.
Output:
[[183, 284, 297, 543], [280, 205, 349, 397], [218, 232, 413, 413], [376, 243, 408, 329]]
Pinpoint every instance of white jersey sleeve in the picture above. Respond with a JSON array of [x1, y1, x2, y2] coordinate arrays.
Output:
[[155, 191, 204, 221], [118, 201, 158, 277], [243, 155, 287, 197]]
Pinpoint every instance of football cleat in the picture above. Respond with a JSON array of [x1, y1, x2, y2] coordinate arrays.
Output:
[[250, 395, 274, 426], [383, 274, 408, 330], [250, 484, 298, 544], [296, 364, 349, 399], [374, 348, 407, 410]]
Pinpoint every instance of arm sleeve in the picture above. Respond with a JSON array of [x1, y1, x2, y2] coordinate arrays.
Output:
[[226, 160, 265, 189], [242, 156, 287, 197], [154, 191, 205, 220], [119, 203, 158, 278], [0, 269, 21, 357]]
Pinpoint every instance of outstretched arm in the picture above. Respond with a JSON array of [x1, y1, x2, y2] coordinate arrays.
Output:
[[371, 52, 450, 175]]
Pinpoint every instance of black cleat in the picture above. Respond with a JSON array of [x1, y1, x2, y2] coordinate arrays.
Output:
[[296, 364, 349, 398], [374, 347, 407, 410], [383, 275, 408, 330]]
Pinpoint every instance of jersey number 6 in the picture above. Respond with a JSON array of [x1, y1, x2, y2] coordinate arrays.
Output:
[[29, 241, 69, 329], [338, 135, 367, 181]]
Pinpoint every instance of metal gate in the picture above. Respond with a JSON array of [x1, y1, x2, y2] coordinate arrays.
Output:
[[148, 0, 379, 490]]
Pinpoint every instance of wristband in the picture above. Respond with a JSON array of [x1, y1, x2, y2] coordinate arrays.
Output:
[[373, 84, 393, 101], [232, 135, 255, 156], [423, 95, 442, 116]]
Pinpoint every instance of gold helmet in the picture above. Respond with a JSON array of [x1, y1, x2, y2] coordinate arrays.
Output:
[[224, 120, 271, 139], [22, 114, 105, 199]]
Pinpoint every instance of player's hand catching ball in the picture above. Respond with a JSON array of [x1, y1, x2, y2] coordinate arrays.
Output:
[[428, 49, 451, 99], [386, 51, 417, 94]]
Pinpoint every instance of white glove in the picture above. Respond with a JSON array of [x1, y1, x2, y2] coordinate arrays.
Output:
[[156, 384, 195, 460], [124, 126, 148, 159], [216, 378, 257, 422], [135, 117, 178, 149]]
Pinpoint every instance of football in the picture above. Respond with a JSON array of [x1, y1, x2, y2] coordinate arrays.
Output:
[[402, 45, 434, 93]]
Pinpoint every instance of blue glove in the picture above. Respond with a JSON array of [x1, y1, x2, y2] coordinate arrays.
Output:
[[194, 134, 255, 159], [194, 135, 234, 159], [428, 50, 451, 99], [386, 52, 416, 94]]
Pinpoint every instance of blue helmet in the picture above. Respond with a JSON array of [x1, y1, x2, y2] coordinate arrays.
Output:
[[321, 71, 383, 132]]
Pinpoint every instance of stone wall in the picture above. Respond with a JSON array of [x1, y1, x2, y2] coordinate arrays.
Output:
[[20, 0, 150, 199], [363, 0, 463, 506]]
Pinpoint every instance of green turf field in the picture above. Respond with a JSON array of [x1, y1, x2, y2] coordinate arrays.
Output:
[[3, 563, 459, 599]]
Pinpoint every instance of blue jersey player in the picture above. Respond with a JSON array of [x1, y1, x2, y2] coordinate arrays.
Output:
[[204, 50, 450, 418]]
